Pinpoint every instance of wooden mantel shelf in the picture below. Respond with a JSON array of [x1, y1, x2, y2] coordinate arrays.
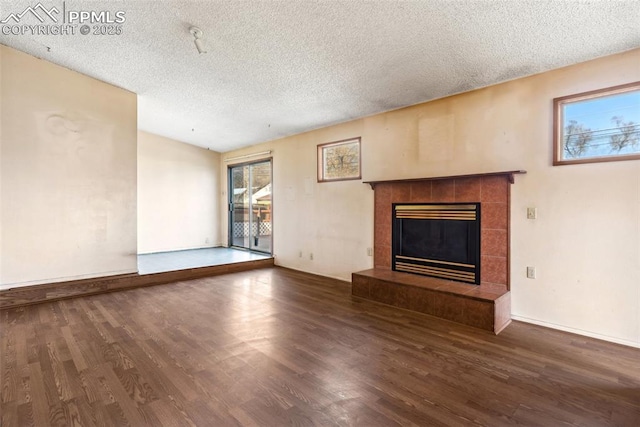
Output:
[[363, 170, 526, 189]]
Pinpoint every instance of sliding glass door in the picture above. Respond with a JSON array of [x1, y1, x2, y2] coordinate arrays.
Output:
[[228, 160, 272, 254]]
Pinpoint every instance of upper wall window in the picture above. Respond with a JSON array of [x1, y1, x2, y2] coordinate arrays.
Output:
[[317, 137, 362, 182], [553, 82, 640, 166]]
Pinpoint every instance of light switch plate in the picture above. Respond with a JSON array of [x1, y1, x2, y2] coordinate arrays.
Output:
[[526, 266, 536, 279]]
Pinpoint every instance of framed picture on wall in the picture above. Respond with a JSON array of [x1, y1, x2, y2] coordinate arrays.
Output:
[[317, 137, 362, 182], [553, 81, 640, 165]]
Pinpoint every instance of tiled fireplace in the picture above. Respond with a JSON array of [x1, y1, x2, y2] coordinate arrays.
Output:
[[352, 171, 525, 334]]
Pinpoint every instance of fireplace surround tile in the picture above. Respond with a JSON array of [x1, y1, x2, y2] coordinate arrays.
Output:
[[477, 282, 508, 295], [369, 280, 396, 305], [483, 202, 508, 230], [374, 205, 391, 247], [375, 182, 392, 203], [481, 176, 509, 203], [481, 255, 508, 285], [410, 182, 432, 202], [407, 285, 435, 313], [374, 244, 391, 269], [394, 285, 412, 309], [432, 180, 455, 202], [431, 292, 448, 319], [454, 177, 482, 202], [391, 183, 412, 203], [482, 229, 508, 258], [463, 298, 495, 331], [351, 278, 369, 298]]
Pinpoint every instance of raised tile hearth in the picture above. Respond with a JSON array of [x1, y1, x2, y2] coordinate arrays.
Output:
[[353, 170, 525, 334], [352, 268, 511, 333]]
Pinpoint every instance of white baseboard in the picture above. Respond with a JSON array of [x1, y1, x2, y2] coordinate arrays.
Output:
[[272, 262, 351, 284], [0, 268, 137, 291], [511, 315, 640, 349]]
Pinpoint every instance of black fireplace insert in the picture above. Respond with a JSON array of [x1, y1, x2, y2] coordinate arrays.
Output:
[[392, 203, 481, 284]]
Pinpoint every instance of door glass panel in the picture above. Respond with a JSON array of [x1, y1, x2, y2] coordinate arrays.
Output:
[[249, 161, 272, 252], [230, 165, 250, 249], [229, 160, 272, 253]]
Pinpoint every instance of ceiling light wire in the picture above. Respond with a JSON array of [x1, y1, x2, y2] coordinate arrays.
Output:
[[189, 26, 207, 54]]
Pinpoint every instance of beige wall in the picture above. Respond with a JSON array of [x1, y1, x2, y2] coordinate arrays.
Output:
[[0, 45, 137, 289], [0, 46, 4, 284], [138, 131, 220, 253], [221, 49, 640, 347], [221, 119, 373, 282]]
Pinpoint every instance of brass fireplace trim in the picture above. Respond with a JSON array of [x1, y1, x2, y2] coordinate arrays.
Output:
[[395, 204, 477, 221], [396, 255, 473, 269], [395, 204, 477, 210], [395, 262, 476, 282]]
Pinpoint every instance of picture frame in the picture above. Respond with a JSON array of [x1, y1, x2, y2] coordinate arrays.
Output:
[[553, 81, 640, 166], [317, 137, 362, 182]]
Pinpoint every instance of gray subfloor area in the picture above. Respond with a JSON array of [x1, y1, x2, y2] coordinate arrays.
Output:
[[138, 247, 270, 275]]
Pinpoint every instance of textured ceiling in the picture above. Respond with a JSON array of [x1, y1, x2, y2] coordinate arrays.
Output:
[[1, 1, 639, 152]]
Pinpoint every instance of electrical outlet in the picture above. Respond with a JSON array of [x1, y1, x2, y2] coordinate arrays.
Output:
[[527, 207, 537, 219], [367, 247, 373, 256], [526, 266, 536, 279], [310, 253, 314, 261], [298, 251, 302, 258]]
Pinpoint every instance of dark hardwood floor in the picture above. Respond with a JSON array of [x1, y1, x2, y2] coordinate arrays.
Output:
[[1, 267, 639, 426]]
